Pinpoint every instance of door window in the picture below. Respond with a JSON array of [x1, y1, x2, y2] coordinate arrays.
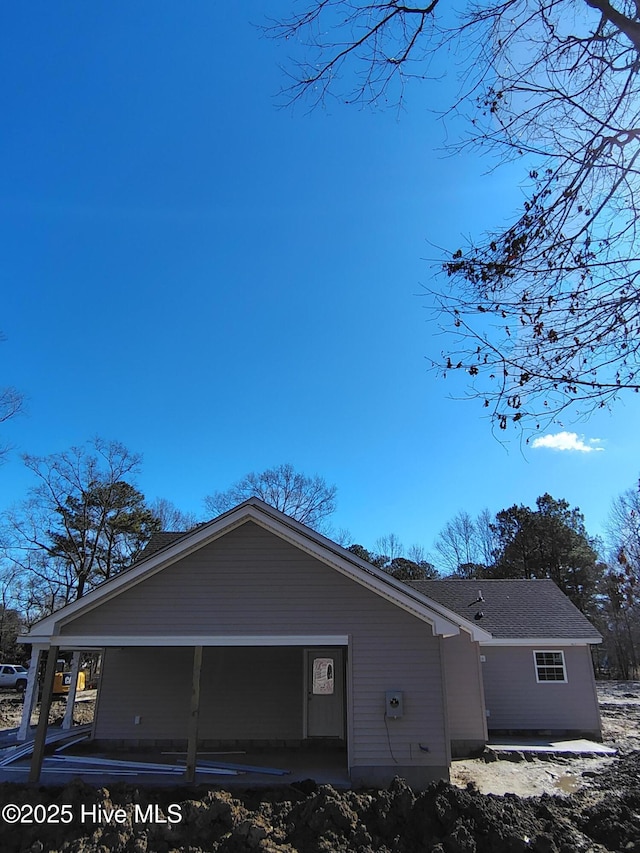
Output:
[[312, 657, 334, 695]]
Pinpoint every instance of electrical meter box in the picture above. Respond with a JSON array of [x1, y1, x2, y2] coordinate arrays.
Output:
[[385, 690, 404, 718]]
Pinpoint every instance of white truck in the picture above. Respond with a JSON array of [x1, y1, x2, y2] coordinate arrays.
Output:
[[0, 664, 28, 691]]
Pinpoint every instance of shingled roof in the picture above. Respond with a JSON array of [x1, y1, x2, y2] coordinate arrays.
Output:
[[138, 531, 189, 559], [407, 578, 601, 641]]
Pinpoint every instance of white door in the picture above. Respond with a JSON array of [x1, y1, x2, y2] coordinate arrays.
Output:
[[305, 649, 345, 738]]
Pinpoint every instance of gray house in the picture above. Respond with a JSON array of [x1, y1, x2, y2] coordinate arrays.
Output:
[[409, 579, 603, 744], [20, 499, 602, 787]]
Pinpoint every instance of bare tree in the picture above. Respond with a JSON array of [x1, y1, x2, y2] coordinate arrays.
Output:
[[1, 333, 24, 463], [603, 480, 640, 676], [406, 542, 429, 564], [598, 566, 639, 678], [475, 508, 498, 567], [204, 463, 337, 530], [330, 526, 353, 546], [434, 510, 488, 575], [374, 532, 404, 563], [437, 511, 476, 571], [271, 1, 640, 432], [0, 387, 22, 428], [608, 480, 640, 574], [0, 564, 23, 659], [149, 498, 201, 531]]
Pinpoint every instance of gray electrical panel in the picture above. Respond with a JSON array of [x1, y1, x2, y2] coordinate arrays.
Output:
[[385, 690, 404, 718]]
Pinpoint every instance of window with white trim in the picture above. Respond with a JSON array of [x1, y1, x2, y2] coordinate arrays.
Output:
[[534, 650, 567, 682]]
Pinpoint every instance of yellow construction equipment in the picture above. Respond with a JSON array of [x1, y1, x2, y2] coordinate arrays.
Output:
[[53, 659, 86, 695]]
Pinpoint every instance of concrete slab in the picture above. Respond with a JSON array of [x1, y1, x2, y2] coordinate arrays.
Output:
[[0, 746, 351, 788], [488, 738, 616, 755]]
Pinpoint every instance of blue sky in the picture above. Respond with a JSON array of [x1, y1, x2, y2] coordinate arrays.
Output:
[[1, 2, 638, 560]]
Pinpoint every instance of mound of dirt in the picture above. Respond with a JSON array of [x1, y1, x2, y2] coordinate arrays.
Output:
[[1, 683, 638, 851], [1, 752, 639, 853]]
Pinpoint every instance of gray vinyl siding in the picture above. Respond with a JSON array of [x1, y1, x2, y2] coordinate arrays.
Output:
[[96, 647, 191, 741], [481, 645, 602, 734], [95, 646, 303, 741], [442, 632, 487, 743], [67, 521, 448, 768]]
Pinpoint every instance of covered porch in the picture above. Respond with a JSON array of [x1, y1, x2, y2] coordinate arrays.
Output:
[[18, 636, 351, 784]]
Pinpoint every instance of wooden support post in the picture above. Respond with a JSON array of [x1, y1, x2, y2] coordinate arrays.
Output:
[[28, 645, 59, 783], [185, 645, 203, 783], [18, 646, 43, 742], [62, 651, 82, 730]]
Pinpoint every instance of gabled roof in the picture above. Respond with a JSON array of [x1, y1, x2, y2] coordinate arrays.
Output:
[[22, 499, 492, 645], [408, 578, 602, 643]]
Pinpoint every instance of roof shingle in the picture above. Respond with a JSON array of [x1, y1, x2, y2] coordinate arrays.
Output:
[[407, 578, 601, 641], [138, 531, 188, 559]]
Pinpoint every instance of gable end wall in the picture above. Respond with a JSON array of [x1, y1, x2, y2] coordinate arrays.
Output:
[[64, 522, 451, 772]]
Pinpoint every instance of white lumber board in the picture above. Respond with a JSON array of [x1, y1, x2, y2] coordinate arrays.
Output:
[[48, 754, 238, 775], [54, 735, 91, 753], [0, 725, 93, 767]]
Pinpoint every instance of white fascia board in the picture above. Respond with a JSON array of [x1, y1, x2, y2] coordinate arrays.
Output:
[[21, 635, 350, 649], [16, 638, 48, 650], [480, 637, 602, 647], [18, 635, 52, 646], [22, 501, 488, 643]]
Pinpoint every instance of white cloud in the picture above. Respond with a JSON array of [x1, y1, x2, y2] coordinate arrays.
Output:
[[531, 431, 604, 453]]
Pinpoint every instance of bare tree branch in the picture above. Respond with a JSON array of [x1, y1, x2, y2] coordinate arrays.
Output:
[[270, 0, 640, 432], [204, 463, 337, 530]]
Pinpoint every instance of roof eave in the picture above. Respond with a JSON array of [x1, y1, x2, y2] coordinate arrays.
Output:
[[481, 636, 602, 646]]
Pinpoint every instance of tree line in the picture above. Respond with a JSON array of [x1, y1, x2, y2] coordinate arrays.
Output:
[[360, 493, 639, 680], [364, 492, 640, 680], [1, 439, 638, 680]]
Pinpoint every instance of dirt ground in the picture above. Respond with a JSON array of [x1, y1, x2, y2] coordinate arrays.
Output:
[[0, 681, 638, 852], [448, 680, 639, 798], [0, 690, 97, 731]]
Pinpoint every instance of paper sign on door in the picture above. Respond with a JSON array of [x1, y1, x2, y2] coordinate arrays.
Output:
[[312, 657, 334, 694]]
